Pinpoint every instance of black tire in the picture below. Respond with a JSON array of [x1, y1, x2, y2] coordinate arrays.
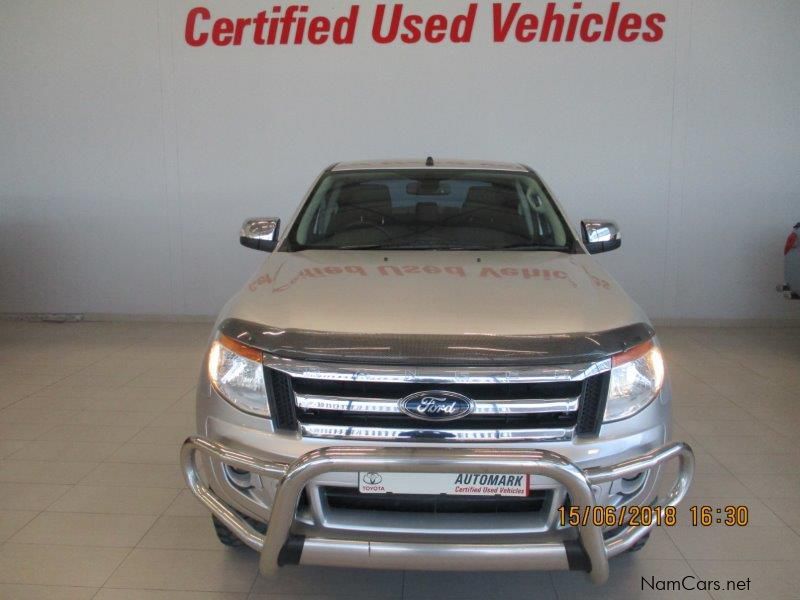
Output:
[[212, 513, 267, 548], [212, 515, 244, 547], [627, 532, 650, 553]]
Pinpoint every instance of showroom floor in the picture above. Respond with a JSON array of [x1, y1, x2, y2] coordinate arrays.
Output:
[[0, 322, 798, 599]]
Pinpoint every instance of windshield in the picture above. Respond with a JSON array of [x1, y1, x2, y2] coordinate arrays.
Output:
[[285, 169, 575, 251]]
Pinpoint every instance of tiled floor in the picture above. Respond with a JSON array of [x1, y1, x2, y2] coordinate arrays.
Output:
[[0, 321, 798, 599]]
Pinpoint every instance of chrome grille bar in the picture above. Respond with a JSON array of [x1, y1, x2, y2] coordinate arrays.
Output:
[[298, 423, 574, 442], [295, 393, 580, 415], [263, 355, 612, 384]]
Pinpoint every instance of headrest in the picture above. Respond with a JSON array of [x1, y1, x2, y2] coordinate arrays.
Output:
[[464, 186, 518, 209], [338, 184, 392, 210]]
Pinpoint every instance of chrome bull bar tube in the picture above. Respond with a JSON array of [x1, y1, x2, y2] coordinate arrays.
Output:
[[588, 442, 695, 557], [181, 436, 287, 551], [181, 437, 694, 585]]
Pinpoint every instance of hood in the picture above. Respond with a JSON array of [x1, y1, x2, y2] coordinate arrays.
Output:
[[224, 250, 648, 337]]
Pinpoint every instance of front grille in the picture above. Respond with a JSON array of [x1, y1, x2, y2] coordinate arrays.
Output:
[[322, 486, 550, 515], [265, 364, 610, 442]]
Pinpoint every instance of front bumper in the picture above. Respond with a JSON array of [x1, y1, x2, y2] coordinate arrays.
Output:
[[181, 436, 693, 584]]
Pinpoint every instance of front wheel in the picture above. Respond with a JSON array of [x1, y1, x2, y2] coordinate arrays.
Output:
[[626, 532, 651, 553], [211, 514, 267, 548]]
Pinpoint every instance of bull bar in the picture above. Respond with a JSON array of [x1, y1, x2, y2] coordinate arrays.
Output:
[[181, 437, 694, 584]]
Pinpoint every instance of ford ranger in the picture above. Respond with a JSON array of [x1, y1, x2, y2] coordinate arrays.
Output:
[[181, 159, 694, 584]]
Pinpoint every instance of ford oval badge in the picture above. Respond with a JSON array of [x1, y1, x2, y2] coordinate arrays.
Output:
[[399, 391, 475, 421]]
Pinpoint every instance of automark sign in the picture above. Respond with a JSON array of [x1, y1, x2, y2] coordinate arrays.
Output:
[[358, 471, 530, 496]]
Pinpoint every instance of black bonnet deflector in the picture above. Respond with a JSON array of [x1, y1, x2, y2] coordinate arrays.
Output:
[[218, 318, 655, 366]]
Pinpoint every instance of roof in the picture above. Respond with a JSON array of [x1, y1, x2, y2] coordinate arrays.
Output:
[[330, 158, 529, 173]]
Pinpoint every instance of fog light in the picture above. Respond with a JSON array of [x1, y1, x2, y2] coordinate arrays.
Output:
[[618, 471, 646, 495], [224, 464, 257, 490]]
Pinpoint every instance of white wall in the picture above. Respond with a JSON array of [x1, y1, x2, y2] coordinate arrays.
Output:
[[1, 0, 798, 321]]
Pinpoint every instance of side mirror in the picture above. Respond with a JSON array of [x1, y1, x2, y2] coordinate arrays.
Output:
[[581, 220, 621, 254], [240, 218, 280, 252]]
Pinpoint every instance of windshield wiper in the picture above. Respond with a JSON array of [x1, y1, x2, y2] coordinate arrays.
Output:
[[334, 244, 388, 250], [293, 243, 395, 250], [335, 243, 440, 250], [490, 243, 571, 252], [337, 244, 450, 250]]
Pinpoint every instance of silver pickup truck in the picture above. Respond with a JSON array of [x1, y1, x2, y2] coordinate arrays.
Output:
[[181, 159, 694, 584]]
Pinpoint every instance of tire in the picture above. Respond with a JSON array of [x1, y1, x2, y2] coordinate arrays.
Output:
[[212, 515, 245, 547], [627, 532, 650, 553], [212, 514, 267, 548]]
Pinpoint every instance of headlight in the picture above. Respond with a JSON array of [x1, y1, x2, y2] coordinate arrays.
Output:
[[603, 339, 665, 422], [208, 334, 270, 417]]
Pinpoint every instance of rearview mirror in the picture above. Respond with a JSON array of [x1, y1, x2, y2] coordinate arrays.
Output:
[[581, 220, 621, 254], [240, 218, 280, 252]]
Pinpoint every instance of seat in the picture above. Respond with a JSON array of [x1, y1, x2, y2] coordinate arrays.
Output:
[[415, 201, 440, 224], [455, 186, 526, 237], [330, 184, 393, 230]]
